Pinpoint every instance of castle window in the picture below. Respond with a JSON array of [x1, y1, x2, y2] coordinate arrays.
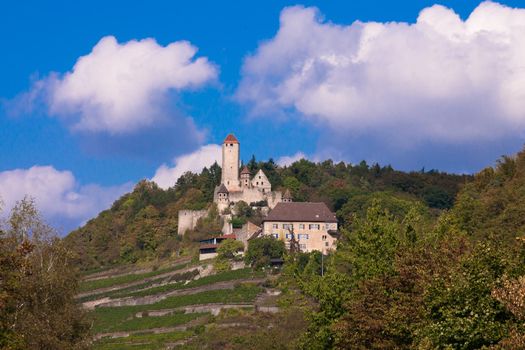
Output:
[[272, 233, 279, 239], [272, 224, 278, 229], [299, 224, 305, 230], [298, 234, 309, 240], [309, 224, 320, 230], [300, 244, 307, 250], [322, 235, 327, 241], [285, 233, 293, 239]]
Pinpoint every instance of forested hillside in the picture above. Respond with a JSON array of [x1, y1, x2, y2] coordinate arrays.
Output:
[[65, 157, 469, 270], [279, 148, 525, 349]]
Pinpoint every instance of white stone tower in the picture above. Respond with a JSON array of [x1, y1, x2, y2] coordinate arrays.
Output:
[[222, 134, 240, 191], [240, 166, 251, 188]]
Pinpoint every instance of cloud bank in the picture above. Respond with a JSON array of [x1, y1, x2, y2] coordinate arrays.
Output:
[[277, 152, 307, 166], [0, 166, 131, 232], [237, 2, 525, 144], [152, 144, 222, 189], [23, 36, 217, 134]]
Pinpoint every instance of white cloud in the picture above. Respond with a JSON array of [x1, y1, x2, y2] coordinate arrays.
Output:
[[28, 36, 217, 134], [277, 152, 307, 166], [0, 166, 131, 231], [237, 2, 525, 143], [152, 144, 221, 189]]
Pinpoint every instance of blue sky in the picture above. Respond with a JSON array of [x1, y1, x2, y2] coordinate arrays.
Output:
[[1, 0, 525, 232]]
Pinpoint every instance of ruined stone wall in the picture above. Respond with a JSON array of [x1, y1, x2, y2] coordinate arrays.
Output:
[[177, 209, 208, 235]]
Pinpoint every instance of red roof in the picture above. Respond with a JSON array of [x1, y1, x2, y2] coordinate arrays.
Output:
[[240, 166, 251, 175], [218, 234, 236, 239], [224, 134, 239, 144]]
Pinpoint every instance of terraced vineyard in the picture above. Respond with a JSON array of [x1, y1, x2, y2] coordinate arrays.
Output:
[[83, 259, 277, 349]]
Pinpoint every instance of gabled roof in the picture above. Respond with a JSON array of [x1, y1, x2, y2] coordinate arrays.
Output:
[[263, 202, 337, 223], [240, 166, 251, 175], [252, 169, 270, 182], [217, 183, 229, 194], [283, 189, 292, 199], [223, 134, 239, 144]]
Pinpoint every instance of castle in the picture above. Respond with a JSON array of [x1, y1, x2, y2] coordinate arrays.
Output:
[[177, 133, 283, 235], [214, 134, 282, 212]]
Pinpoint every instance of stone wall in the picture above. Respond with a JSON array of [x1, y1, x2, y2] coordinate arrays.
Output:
[[177, 209, 208, 235]]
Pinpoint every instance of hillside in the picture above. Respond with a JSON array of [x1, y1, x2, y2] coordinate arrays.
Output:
[[65, 158, 470, 270], [62, 149, 525, 349], [452, 149, 525, 244]]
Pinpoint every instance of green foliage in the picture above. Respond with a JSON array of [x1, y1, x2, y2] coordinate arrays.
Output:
[[298, 272, 353, 349], [0, 198, 90, 349], [213, 239, 244, 272], [230, 216, 247, 229], [217, 239, 244, 260], [420, 244, 511, 349], [337, 202, 407, 284], [65, 167, 222, 269], [245, 236, 286, 269], [233, 200, 253, 218], [213, 257, 231, 272]]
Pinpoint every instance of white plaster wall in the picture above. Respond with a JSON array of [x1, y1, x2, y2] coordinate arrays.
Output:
[[251, 169, 272, 192], [262, 221, 338, 254]]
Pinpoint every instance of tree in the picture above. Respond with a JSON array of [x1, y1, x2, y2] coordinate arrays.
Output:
[[420, 243, 511, 349], [245, 236, 286, 269], [233, 201, 253, 218], [336, 202, 403, 284], [217, 239, 244, 260], [0, 198, 90, 349], [214, 239, 244, 272]]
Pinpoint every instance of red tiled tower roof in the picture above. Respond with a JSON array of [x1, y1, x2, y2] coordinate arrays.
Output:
[[223, 134, 239, 144], [240, 166, 251, 175]]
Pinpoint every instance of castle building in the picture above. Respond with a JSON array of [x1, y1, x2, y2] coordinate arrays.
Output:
[[261, 202, 339, 254], [222, 134, 241, 192], [213, 134, 282, 212], [178, 133, 283, 235]]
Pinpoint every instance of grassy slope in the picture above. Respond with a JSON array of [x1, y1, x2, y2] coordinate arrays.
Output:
[[92, 283, 262, 333], [113, 268, 264, 298], [93, 331, 192, 350], [80, 262, 191, 292]]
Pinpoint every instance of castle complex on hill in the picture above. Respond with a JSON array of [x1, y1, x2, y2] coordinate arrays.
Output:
[[178, 133, 285, 235], [180, 133, 339, 256]]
